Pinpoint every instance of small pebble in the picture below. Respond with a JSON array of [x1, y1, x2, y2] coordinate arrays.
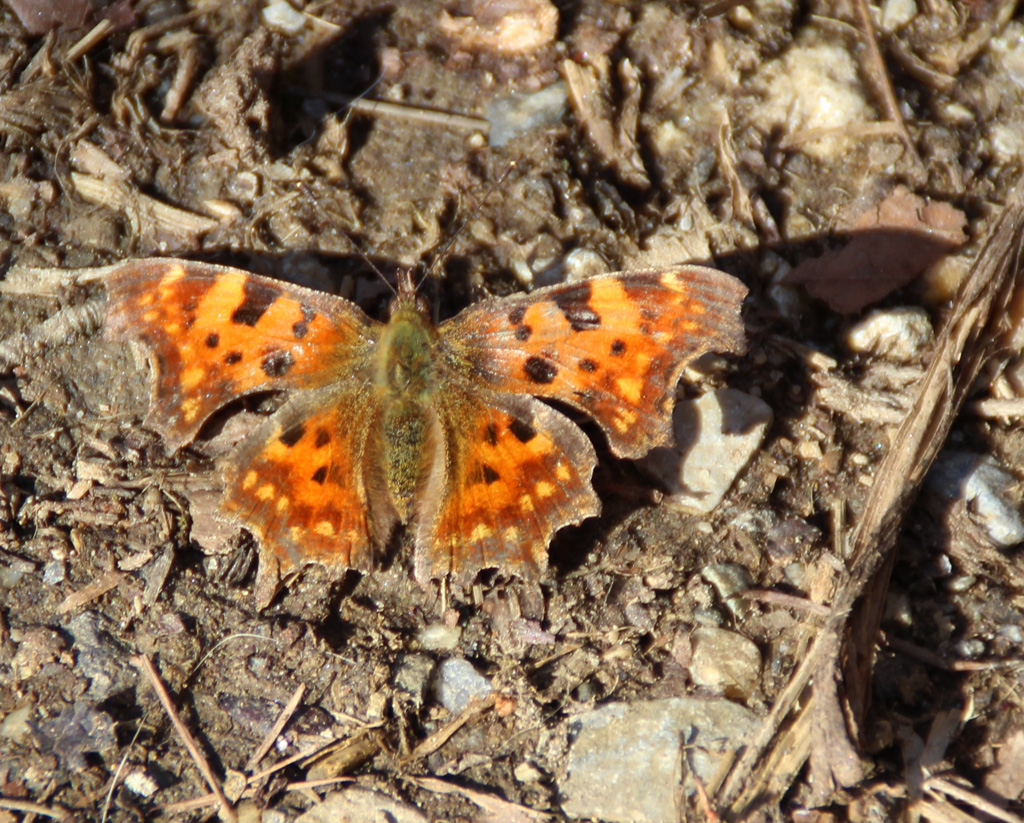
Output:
[[846, 307, 933, 362], [433, 658, 493, 714], [689, 627, 761, 697], [124, 770, 159, 798], [262, 0, 305, 33], [926, 451, 1024, 548], [486, 82, 567, 147], [417, 623, 462, 652], [514, 761, 544, 783]]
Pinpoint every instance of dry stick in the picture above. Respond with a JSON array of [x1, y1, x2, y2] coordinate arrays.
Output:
[[881, 632, 1014, 672], [0, 798, 71, 822], [244, 682, 306, 773], [403, 695, 496, 763], [132, 654, 238, 823], [849, 0, 926, 179], [925, 776, 1024, 823], [717, 186, 1024, 815]]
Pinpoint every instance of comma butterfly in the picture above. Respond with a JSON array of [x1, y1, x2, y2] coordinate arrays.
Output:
[[101, 259, 747, 592]]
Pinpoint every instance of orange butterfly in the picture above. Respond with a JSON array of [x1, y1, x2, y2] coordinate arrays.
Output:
[[102, 259, 747, 590]]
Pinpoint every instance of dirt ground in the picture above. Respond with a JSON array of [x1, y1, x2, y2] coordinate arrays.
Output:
[[2, 0, 1024, 821]]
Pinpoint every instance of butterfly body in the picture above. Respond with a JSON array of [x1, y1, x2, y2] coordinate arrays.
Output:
[[372, 295, 443, 521], [101, 258, 748, 594]]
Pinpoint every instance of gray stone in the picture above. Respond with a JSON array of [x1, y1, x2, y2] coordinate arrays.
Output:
[[295, 787, 427, 823], [641, 389, 772, 514], [65, 611, 133, 701], [433, 658, 493, 714], [689, 627, 762, 697], [561, 697, 759, 823], [927, 451, 1024, 547]]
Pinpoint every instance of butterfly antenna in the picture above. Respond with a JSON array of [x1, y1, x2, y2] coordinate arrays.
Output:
[[426, 159, 520, 280]]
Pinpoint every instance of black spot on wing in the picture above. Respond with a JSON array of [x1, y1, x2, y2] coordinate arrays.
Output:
[[553, 283, 601, 331], [509, 418, 537, 443], [231, 279, 279, 327], [515, 325, 532, 341], [311, 466, 328, 484], [315, 428, 331, 448], [579, 358, 598, 372], [279, 424, 305, 448], [610, 339, 626, 356], [224, 351, 243, 365], [524, 356, 557, 384], [484, 422, 499, 446], [292, 305, 316, 339], [483, 464, 500, 484], [508, 305, 526, 326], [205, 332, 220, 348], [261, 349, 295, 377]]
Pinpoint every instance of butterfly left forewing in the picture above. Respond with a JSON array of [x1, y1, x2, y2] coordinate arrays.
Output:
[[103, 259, 377, 450], [440, 266, 748, 458]]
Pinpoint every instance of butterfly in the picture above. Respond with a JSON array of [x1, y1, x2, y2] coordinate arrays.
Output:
[[100, 258, 747, 594]]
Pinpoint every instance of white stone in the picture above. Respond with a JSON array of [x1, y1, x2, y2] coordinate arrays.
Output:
[[846, 307, 934, 361], [123, 770, 159, 798], [927, 452, 1024, 548], [486, 82, 567, 147], [641, 389, 771, 514], [417, 623, 462, 652], [262, 0, 306, 33], [750, 42, 873, 161], [880, 0, 917, 31]]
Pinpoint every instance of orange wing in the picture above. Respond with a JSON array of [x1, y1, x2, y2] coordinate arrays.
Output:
[[414, 390, 599, 583], [103, 259, 377, 450], [220, 391, 391, 575], [440, 266, 748, 458]]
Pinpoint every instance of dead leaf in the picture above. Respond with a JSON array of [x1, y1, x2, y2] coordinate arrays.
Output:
[[783, 186, 967, 313]]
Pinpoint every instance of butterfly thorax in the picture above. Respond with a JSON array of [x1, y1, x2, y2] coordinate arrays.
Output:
[[374, 300, 440, 522]]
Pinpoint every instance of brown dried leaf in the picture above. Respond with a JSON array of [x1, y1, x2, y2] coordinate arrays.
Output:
[[783, 186, 967, 313]]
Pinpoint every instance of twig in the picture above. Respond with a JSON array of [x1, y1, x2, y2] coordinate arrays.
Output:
[[0, 797, 72, 821], [66, 19, 114, 62], [881, 633, 1018, 672], [849, 0, 926, 178], [741, 589, 831, 618], [160, 776, 355, 815], [925, 775, 1024, 823], [132, 654, 237, 823], [245, 682, 306, 773], [971, 397, 1024, 419], [403, 695, 496, 762], [57, 571, 124, 614], [289, 88, 490, 135]]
